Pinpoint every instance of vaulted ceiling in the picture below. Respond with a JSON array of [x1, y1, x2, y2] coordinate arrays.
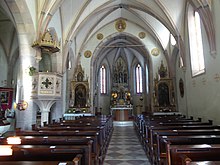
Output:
[[0, 0, 211, 72], [56, 0, 186, 55]]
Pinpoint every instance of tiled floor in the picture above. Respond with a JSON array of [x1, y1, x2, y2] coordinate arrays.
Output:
[[103, 123, 151, 165]]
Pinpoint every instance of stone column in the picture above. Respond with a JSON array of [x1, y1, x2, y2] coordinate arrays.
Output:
[[16, 40, 36, 130], [5, 0, 37, 130], [41, 110, 50, 126]]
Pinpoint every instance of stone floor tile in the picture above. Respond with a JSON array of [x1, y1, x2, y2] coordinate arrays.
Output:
[[103, 124, 151, 165]]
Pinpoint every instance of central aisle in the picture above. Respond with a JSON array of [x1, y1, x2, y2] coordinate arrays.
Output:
[[104, 123, 151, 165]]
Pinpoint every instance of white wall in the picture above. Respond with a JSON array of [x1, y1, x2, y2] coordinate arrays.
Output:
[[176, 2, 220, 124]]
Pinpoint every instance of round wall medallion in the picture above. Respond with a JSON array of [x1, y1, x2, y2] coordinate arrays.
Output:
[[84, 50, 92, 58], [179, 78, 184, 97], [97, 33, 103, 40], [151, 48, 160, 56], [138, 32, 146, 39], [115, 19, 126, 32]]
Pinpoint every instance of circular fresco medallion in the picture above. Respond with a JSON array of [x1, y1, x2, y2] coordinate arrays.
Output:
[[151, 48, 160, 56], [138, 32, 146, 39], [179, 78, 184, 98], [97, 33, 103, 40], [84, 50, 92, 58], [115, 19, 126, 32]]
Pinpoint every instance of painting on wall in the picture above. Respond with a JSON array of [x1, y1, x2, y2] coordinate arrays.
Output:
[[74, 84, 87, 107], [179, 78, 184, 98], [0, 91, 9, 104], [0, 88, 13, 110]]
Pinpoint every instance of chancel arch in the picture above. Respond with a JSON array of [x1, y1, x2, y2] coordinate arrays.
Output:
[[91, 33, 152, 116]]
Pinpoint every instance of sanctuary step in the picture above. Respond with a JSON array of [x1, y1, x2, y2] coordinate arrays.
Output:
[[113, 121, 133, 127]]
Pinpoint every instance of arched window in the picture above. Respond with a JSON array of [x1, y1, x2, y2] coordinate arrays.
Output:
[[188, 8, 205, 76], [146, 65, 149, 94], [100, 65, 106, 94], [136, 64, 143, 94]]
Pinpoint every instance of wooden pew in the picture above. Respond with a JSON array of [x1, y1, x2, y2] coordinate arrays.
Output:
[[39, 115, 114, 158], [156, 135, 220, 165], [48, 115, 114, 150], [147, 126, 217, 162], [35, 125, 107, 150], [0, 135, 98, 165], [150, 128, 220, 164], [0, 144, 91, 165], [135, 113, 220, 165], [1, 115, 113, 165], [135, 114, 220, 164], [14, 125, 110, 164], [169, 144, 220, 165], [145, 120, 214, 140], [134, 114, 205, 149], [58, 115, 113, 129], [0, 160, 81, 165], [30, 128, 111, 162], [188, 161, 220, 165], [179, 154, 220, 165], [145, 125, 220, 154], [13, 130, 102, 164], [134, 114, 190, 145], [144, 124, 219, 154]]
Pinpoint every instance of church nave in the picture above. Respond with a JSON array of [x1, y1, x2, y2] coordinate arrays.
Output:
[[1, 0, 220, 164], [104, 124, 150, 165]]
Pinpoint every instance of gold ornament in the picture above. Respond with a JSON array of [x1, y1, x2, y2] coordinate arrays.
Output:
[[151, 48, 160, 56], [138, 32, 146, 39], [84, 50, 92, 58], [115, 19, 126, 32], [97, 33, 104, 40]]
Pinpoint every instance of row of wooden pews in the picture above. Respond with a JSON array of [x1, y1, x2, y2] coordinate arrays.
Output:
[[134, 113, 220, 165], [0, 115, 113, 165]]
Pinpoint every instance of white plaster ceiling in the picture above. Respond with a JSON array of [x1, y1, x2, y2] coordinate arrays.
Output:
[[0, 5, 18, 66], [0, 0, 211, 70], [46, 0, 190, 68], [57, 0, 185, 52]]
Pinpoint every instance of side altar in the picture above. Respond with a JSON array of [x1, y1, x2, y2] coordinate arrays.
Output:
[[65, 63, 93, 120], [64, 107, 93, 120]]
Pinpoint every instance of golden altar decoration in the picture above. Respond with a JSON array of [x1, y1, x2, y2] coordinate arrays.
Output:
[[153, 61, 176, 112]]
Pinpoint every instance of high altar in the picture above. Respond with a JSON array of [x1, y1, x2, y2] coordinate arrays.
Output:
[[110, 57, 133, 121]]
